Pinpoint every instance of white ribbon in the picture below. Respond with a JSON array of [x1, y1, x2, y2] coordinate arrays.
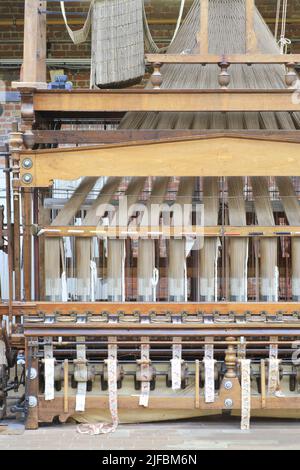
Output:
[[90, 260, 97, 302], [171, 337, 182, 390], [44, 340, 55, 401], [204, 341, 215, 403], [77, 337, 119, 434], [75, 340, 87, 412], [139, 337, 150, 407], [240, 359, 251, 431], [151, 267, 159, 302], [61, 271, 68, 302], [268, 341, 280, 395], [60, 1, 94, 45]]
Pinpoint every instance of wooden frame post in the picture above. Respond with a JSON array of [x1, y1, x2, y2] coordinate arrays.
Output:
[[246, 0, 257, 53], [13, 0, 47, 88]]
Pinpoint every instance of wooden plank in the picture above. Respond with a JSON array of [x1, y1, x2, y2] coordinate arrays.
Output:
[[246, 0, 257, 53], [19, 137, 300, 186], [32, 129, 300, 145], [22, 0, 47, 84], [1, 301, 300, 317], [40, 225, 300, 238], [33, 89, 300, 113], [145, 54, 300, 64], [35, 395, 300, 422]]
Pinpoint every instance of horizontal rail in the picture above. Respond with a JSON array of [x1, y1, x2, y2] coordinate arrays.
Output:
[[145, 53, 300, 65], [39, 225, 300, 238], [31, 129, 300, 145], [1, 301, 300, 316], [32, 89, 300, 113]]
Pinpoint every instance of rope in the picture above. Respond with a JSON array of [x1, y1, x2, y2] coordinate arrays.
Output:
[[143, 0, 186, 53], [60, 0, 94, 45], [278, 0, 290, 53], [274, 0, 281, 41]]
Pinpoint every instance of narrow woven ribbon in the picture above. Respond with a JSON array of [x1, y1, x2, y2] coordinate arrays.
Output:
[[268, 341, 280, 395], [240, 359, 251, 430], [44, 339, 55, 401], [204, 340, 215, 403], [139, 337, 150, 407], [75, 338, 87, 412], [77, 338, 119, 435], [171, 337, 182, 390]]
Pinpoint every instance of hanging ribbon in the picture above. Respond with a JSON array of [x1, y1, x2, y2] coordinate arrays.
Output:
[[60, 239, 68, 302], [75, 338, 88, 412], [204, 339, 215, 403], [171, 336, 182, 390], [277, 0, 290, 53], [143, 0, 186, 53], [268, 339, 280, 395], [77, 337, 119, 435], [151, 267, 159, 302], [139, 337, 150, 407], [240, 359, 251, 431], [60, 1, 95, 45], [90, 260, 97, 302], [44, 339, 55, 401]]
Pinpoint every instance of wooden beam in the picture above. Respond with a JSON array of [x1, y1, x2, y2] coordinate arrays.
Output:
[[146, 54, 300, 64], [19, 137, 300, 186], [1, 301, 300, 317], [39, 225, 300, 238], [33, 89, 300, 113], [246, 0, 257, 53], [31, 129, 300, 145], [22, 0, 47, 86]]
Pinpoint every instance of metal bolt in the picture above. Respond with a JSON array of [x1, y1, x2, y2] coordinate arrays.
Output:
[[224, 380, 233, 390], [22, 173, 33, 184], [22, 158, 33, 170], [28, 396, 37, 408], [224, 398, 233, 409]]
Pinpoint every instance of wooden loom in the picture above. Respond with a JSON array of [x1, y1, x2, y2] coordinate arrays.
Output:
[[1, 0, 300, 430]]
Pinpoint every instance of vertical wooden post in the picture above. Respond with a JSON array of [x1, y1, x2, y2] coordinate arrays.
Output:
[[23, 188, 32, 300], [19, 0, 47, 86], [9, 124, 23, 303], [25, 339, 39, 430], [198, 0, 209, 54], [246, 0, 257, 53]]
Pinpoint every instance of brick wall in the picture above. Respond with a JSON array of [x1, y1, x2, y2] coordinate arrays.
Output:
[[0, 0, 300, 142]]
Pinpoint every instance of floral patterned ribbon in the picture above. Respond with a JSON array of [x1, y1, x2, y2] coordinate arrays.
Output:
[[77, 336, 119, 435], [204, 338, 215, 403], [171, 337, 182, 390], [44, 338, 55, 401], [75, 337, 87, 412], [268, 338, 280, 395], [240, 359, 251, 430], [139, 336, 150, 407]]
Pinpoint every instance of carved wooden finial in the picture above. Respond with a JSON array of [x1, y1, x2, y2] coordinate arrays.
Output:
[[225, 336, 237, 378], [150, 63, 163, 89], [285, 62, 297, 88], [218, 61, 230, 88]]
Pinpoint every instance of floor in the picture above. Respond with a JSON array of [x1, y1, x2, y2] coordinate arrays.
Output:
[[1, 418, 300, 450]]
